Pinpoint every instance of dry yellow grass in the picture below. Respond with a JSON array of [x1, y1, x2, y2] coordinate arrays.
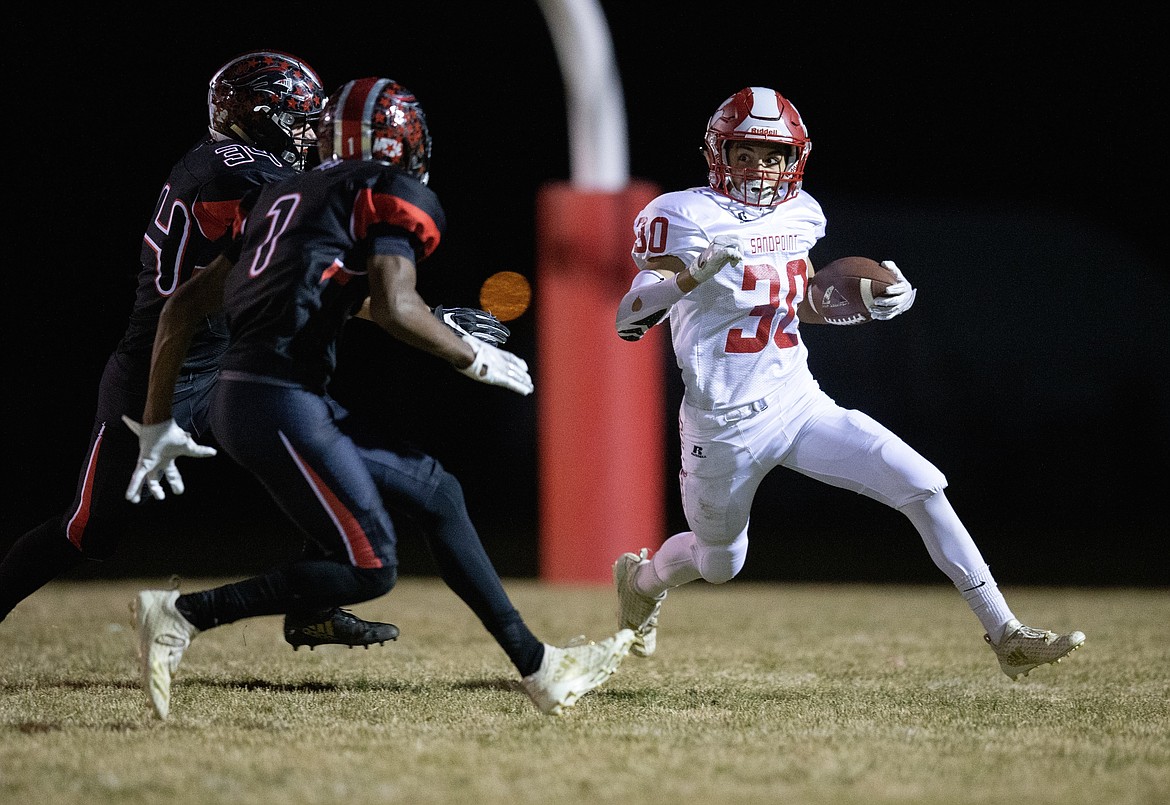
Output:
[[1, 578, 1167, 805]]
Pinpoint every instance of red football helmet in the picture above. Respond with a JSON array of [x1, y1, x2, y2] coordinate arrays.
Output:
[[703, 86, 811, 206], [317, 77, 431, 185], [207, 50, 326, 170]]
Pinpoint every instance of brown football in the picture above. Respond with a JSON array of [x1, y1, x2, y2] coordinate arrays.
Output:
[[805, 256, 895, 325]]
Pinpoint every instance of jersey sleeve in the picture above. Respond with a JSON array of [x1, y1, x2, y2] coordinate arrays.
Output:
[[193, 163, 295, 243], [219, 185, 266, 263], [355, 170, 446, 262], [631, 190, 710, 271]]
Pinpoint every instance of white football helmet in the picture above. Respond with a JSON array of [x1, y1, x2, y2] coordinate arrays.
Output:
[[703, 86, 811, 206]]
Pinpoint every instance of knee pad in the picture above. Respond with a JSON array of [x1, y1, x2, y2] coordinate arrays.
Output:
[[876, 437, 947, 508], [353, 565, 397, 599], [405, 468, 468, 531], [693, 529, 748, 584], [431, 470, 467, 513]]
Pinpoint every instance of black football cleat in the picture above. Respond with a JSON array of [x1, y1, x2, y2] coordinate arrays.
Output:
[[283, 607, 400, 651]]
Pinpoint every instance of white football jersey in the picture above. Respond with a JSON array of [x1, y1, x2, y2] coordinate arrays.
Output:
[[631, 186, 826, 410]]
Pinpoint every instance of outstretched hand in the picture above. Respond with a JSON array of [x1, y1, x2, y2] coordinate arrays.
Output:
[[870, 260, 917, 320], [456, 334, 534, 396], [122, 415, 218, 503]]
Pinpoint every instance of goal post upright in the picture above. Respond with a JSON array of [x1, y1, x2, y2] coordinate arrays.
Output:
[[534, 0, 664, 583]]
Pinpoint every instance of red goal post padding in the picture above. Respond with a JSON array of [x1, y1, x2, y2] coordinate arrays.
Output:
[[535, 180, 665, 583]]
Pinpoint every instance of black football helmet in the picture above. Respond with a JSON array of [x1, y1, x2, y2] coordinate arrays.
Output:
[[208, 50, 326, 170], [317, 77, 431, 185], [703, 86, 811, 206]]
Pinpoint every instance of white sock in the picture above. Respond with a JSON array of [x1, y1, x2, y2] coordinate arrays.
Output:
[[899, 492, 1015, 637], [955, 565, 1015, 640], [641, 531, 703, 595]]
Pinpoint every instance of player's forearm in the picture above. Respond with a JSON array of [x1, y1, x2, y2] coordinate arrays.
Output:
[[615, 269, 685, 341], [142, 309, 198, 425], [142, 256, 233, 424], [375, 291, 474, 369]]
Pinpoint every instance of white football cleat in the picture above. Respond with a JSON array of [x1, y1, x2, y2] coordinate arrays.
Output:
[[521, 630, 636, 716], [133, 589, 199, 719], [613, 548, 667, 657], [985, 619, 1086, 680]]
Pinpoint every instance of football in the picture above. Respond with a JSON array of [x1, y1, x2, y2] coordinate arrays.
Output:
[[805, 256, 895, 325]]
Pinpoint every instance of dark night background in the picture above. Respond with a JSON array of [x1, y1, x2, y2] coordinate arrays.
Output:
[[2, 5, 1165, 587]]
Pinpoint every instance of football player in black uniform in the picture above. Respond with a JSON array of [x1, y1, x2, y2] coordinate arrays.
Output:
[[124, 77, 635, 719], [0, 51, 399, 649]]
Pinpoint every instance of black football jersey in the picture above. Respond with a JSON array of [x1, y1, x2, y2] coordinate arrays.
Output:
[[217, 159, 446, 390], [117, 137, 299, 373]]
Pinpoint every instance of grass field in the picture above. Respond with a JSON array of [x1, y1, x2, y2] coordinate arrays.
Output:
[[1, 578, 1167, 805]]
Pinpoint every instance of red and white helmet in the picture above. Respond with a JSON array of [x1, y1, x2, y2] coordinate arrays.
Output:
[[317, 77, 431, 185], [703, 86, 811, 206], [207, 50, 326, 170]]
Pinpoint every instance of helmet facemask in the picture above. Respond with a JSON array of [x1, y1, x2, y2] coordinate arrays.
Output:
[[218, 106, 321, 170], [708, 139, 807, 207]]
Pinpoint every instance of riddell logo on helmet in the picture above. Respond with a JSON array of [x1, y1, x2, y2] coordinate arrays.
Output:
[[747, 126, 782, 135]]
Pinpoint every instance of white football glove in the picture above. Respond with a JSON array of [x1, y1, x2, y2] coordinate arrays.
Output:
[[456, 334, 534, 396], [122, 415, 218, 504], [869, 260, 917, 320], [687, 235, 743, 284]]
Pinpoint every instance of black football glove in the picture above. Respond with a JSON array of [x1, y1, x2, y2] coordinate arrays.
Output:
[[433, 305, 511, 346]]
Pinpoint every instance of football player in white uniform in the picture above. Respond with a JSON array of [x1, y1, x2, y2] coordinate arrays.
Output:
[[612, 86, 1085, 680]]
